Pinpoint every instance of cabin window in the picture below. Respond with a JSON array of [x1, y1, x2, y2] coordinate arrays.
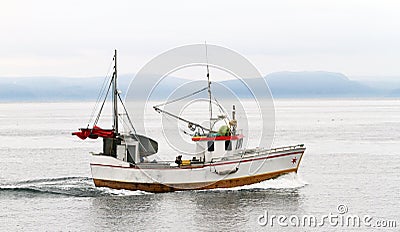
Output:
[[236, 138, 243, 149], [225, 140, 232, 151], [207, 141, 214, 152]]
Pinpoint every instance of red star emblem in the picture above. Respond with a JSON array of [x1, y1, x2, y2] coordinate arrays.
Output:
[[291, 157, 297, 164]]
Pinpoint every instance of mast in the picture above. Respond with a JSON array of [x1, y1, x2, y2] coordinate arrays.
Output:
[[205, 42, 212, 131], [113, 49, 118, 134]]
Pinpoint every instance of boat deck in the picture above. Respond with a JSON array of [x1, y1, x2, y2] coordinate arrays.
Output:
[[134, 144, 305, 169]]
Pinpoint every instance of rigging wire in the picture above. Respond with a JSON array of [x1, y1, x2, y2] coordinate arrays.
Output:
[[154, 105, 210, 133], [153, 85, 234, 134], [119, 115, 134, 135], [87, 58, 115, 127], [117, 93, 137, 135], [162, 112, 195, 137], [153, 86, 209, 108], [93, 76, 113, 126], [116, 93, 152, 154], [213, 97, 231, 126]]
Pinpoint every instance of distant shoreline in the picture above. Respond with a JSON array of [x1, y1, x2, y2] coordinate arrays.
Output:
[[1, 71, 399, 101], [1, 97, 398, 104]]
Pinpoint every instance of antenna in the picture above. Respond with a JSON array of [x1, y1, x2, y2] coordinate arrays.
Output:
[[205, 41, 212, 131]]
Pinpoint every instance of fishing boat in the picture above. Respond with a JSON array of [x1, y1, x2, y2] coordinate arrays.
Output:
[[73, 50, 306, 193]]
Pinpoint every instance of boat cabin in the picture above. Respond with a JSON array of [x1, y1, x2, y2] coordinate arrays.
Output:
[[191, 133, 244, 162], [106, 134, 158, 164]]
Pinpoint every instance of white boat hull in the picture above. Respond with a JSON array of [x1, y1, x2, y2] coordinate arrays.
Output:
[[90, 146, 305, 193]]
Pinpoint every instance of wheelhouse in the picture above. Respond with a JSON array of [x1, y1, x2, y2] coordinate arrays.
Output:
[[192, 134, 244, 162]]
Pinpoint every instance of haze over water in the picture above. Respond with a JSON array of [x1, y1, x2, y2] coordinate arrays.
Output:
[[0, 99, 399, 231]]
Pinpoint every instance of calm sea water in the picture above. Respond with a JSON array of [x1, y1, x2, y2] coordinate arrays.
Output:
[[0, 99, 399, 231]]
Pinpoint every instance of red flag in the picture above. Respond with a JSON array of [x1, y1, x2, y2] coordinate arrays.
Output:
[[72, 128, 91, 140], [72, 125, 114, 140], [92, 125, 114, 138]]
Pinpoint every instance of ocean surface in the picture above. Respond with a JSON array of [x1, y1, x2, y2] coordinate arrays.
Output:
[[0, 99, 399, 231]]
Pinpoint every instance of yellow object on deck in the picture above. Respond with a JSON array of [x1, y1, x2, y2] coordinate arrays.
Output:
[[181, 160, 191, 166]]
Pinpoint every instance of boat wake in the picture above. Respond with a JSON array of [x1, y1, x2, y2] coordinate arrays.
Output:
[[233, 172, 308, 190], [199, 173, 308, 192], [0, 177, 150, 197], [0, 173, 307, 196]]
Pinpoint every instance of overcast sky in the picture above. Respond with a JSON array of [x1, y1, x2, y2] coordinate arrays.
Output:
[[1, 0, 400, 79]]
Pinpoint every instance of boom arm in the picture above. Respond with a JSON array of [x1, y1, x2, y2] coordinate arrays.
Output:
[[153, 106, 216, 133]]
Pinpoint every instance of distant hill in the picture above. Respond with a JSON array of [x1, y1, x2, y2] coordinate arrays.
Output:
[[265, 71, 378, 98], [0, 71, 397, 101], [0, 74, 190, 101], [389, 89, 400, 97], [0, 75, 133, 101]]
